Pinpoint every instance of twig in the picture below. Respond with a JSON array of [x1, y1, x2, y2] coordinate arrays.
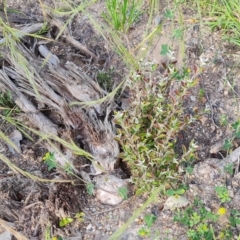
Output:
[[50, 18, 98, 60], [90, 201, 130, 216], [0, 218, 28, 240]]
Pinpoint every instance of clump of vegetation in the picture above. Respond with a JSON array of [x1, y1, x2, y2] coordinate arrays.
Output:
[[215, 186, 231, 203], [205, 0, 240, 46], [103, 0, 143, 33], [115, 63, 197, 195], [223, 120, 240, 150], [43, 152, 94, 195], [138, 213, 157, 237], [174, 197, 240, 240], [0, 91, 19, 116], [97, 68, 114, 91]]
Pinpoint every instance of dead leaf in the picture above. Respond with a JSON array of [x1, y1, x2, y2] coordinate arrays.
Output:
[[218, 214, 230, 227], [163, 195, 189, 210]]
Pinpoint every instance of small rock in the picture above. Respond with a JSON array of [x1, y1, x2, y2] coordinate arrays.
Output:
[[8, 130, 23, 154], [86, 224, 93, 231], [105, 225, 111, 231], [201, 97, 207, 103], [210, 125, 215, 132], [190, 96, 196, 102], [0, 231, 12, 240], [228, 189, 234, 198], [94, 175, 129, 205]]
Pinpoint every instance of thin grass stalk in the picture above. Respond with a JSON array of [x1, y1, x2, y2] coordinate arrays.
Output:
[[0, 154, 74, 183], [0, 218, 28, 240], [109, 186, 163, 239]]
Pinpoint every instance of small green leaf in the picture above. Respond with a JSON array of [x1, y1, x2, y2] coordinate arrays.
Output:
[[236, 218, 240, 224], [224, 164, 234, 175], [223, 139, 232, 150], [160, 44, 171, 55], [86, 182, 94, 195], [118, 187, 128, 200], [166, 189, 175, 196], [75, 212, 85, 223], [164, 9, 174, 18], [138, 227, 150, 237], [234, 130, 240, 138], [59, 217, 73, 227], [144, 214, 157, 227], [176, 189, 185, 195], [171, 28, 184, 39], [186, 166, 194, 174], [231, 120, 240, 131], [43, 152, 57, 171]]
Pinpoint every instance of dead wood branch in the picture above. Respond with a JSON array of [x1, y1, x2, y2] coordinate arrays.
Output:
[[210, 146, 240, 170], [0, 70, 58, 136], [0, 23, 44, 45], [50, 18, 98, 60], [0, 43, 119, 173], [38, 45, 60, 66]]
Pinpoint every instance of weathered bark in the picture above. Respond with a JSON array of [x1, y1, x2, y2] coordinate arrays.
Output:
[[0, 43, 119, 174]]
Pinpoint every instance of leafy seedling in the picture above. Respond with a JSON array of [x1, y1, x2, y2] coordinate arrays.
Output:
[[198, 88, 205, 98], [219, 115, 228, 126], [164, 9, 174, 19], [171, 28, 184, 39], [232, 120, 240, 138], [0, 91, 19, 116], [189, 212, 201, 227], [186, 165, 194, 174], [222, 120, 240, 150], [223, 139, 232, 150], [230, 209, 240, 227], [215, 186, 231, 203], [86, 182, 94, 195], [160, 44, 171, 56], [59, 217, 73, 227], [224, 163, 234, 175], [144, 214, 157, 227], [43, 152, 57, 170], [166, 188, 185, 197], [138, 226, 150, 237], [75, 212, 85, 223]]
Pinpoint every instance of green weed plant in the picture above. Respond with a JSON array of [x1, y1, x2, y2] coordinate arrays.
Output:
[[115, 63, 197, 195], [174, 197, 240, 240], [215, 186, 231, 203], [103, 0, 143, 33], [0, 91, 19, 116]]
